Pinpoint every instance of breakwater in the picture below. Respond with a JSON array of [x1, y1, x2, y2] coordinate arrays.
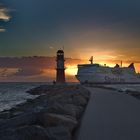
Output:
[[0, 84, 90, 140]]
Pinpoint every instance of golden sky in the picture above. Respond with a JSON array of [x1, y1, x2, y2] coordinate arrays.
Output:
[[1, 0, 140, 82]]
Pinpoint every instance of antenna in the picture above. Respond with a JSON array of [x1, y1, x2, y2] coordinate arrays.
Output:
[[89, 56, 93, 64], [121, 61, 122, 67]]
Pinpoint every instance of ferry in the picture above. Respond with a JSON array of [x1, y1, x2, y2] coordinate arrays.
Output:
[[76, 56, 140, 84]]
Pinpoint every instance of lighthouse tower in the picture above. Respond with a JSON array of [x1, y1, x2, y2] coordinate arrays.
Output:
[[56, 50, 65, 83]]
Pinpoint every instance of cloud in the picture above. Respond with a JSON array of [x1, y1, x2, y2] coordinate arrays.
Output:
[[16, 68, 43, 76], [0, 68, 18, 77], [0, 6, 11, 21], [0, 28, 6, 32], [49, 46, 54, 50], [0, 5, 11, 32]]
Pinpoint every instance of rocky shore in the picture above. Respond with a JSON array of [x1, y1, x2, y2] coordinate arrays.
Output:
[[0, 84, 90, 140], [86, 84, 140, 100]]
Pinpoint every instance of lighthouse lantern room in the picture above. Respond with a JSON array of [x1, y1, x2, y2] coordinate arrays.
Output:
[[56, 50, 66, 83]]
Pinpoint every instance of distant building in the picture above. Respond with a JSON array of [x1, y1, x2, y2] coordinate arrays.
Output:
[[56, 50, 66, 83]]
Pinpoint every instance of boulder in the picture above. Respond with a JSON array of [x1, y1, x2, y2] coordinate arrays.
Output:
[[79, 90, 90, 100], [0, 112, 37, 130], [72, 95, 87, 107], [47, 102, 78, 117], [47, 102, 84, 119], [75, 106, 84, 119], [0, 129, 17, 140], [38, 113, 78, 132], [0, 125, 71, 140], [0, 85, 91, 140], [48, 95, 73, 104], [46, 125, 71, 140], [15, 125, 49, 140], [0, 111, 11, 119]]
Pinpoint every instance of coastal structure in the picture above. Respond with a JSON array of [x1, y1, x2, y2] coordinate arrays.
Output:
[[56, 50, 66, 83], [76, 56, 140, 84]]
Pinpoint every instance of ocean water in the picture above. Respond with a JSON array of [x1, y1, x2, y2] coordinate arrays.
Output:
[[0, 82, 46, 112], [0, 82, 140, 112]]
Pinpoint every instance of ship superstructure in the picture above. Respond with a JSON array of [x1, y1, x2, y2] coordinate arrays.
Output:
[[76, 57, 140, 84]]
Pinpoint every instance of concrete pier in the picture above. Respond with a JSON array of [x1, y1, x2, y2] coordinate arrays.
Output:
[[76, 87, 140, 140]]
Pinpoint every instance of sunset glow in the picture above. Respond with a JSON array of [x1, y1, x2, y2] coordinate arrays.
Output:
[[0, 0, 140, 82], [66, 65, 78, 76]]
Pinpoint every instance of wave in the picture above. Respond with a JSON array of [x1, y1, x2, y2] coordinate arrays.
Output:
[[0, 82, 46, 112]]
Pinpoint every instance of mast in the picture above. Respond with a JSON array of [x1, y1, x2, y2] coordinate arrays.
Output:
[[121, 61, 122, 67]]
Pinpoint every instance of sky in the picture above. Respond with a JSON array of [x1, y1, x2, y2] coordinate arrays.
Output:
[[0, 0, 140, 81], [0, 57, 84, 82]]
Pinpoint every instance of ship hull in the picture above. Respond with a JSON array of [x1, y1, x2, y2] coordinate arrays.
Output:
[[76, 75, 140, 84], [76, 64, 140, 84]]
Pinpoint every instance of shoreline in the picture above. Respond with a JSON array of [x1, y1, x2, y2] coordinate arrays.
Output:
[[0, 83, 140, 139], [0, 84, 90, 140]]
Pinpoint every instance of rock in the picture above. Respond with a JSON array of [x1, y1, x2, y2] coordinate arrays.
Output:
[[72, 95, 87, 107], [11, 111, 24, 118], [47, 102, 77, 117], [47, 102, 84, 119], [0, 111, 11, 119], [0, 112, 37, 130], [48, 95, 73, 104], [0, 85, 90, 140], [46, 125, 71, 140], [75, 106, 84, 119], [0, 125, 71, 140], [0, 129, 17, 140], [79, 89, 90, 100], [15, 125, 49, 140], [38, 113, 78, 132]]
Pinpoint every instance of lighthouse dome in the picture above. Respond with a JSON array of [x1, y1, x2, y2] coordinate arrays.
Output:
[[57, 50, 64, 53]]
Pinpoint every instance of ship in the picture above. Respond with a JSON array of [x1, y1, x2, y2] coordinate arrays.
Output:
[[76, 56, 140, 84]]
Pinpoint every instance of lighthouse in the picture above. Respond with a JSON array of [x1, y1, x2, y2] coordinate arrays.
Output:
[[56, 50, 66, 83]]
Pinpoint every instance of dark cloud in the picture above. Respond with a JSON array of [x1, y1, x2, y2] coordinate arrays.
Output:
[[0, 0, 140, 63]]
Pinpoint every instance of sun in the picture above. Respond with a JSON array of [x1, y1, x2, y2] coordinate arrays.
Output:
[[66, 65, 78, 76]]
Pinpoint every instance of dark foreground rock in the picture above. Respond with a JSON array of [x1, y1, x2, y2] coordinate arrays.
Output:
[[0, 84, 90, 140], [38, 113, 78, 132]]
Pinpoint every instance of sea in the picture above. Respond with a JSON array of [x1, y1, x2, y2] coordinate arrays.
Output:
[[0, 82, 47, 112], [0, 82, 140, 112]]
